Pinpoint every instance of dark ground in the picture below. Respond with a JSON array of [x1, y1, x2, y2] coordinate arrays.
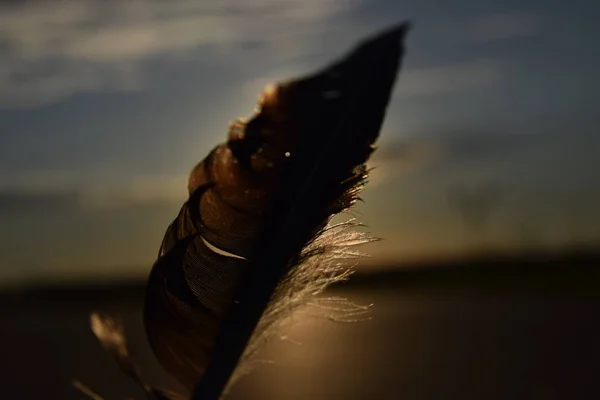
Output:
[[1, 251, 600, 400]]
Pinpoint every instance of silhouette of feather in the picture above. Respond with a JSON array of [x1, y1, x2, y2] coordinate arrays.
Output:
[[85, 22, 409, 400]]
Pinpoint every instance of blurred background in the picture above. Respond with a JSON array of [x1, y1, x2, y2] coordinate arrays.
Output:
[[1, 0, 599, 399]]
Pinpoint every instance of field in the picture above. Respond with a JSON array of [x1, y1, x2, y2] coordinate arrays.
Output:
[[1, 251, 599, 400]]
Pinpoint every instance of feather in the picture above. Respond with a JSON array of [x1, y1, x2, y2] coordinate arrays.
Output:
[[77, 313, 186, 400], [85, 22, 410, 400]]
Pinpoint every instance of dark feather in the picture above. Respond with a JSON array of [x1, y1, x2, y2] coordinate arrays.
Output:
[[87, 22, 410, 400]]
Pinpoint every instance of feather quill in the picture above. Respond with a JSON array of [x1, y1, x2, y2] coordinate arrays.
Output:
[[84, 22, 410, 400]]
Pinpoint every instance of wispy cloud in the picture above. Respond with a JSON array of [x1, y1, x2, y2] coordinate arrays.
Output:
[[0, 136, 444, 209], [368, 139, 444, 188], [397, 59, 501, 96], [471, 11, 543, 41], [0, 170, 188, 209], [0, 0, 360, 108], [0, 135, 448, 209]]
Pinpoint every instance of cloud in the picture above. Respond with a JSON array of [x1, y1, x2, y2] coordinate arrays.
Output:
[[0, 138, 444, 208], [367, 139, 444, 188], [0, 190, 79, 212], [471, 11, 543, 41], [397, 60, 501, 96], [0, 0, 360, 108], [0, 170, 188, 210], [79, 174, 188, 209], [390, 11, 540, 97]]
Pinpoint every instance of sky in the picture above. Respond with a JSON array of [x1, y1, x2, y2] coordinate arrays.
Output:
[[0, 0, 599, 285]]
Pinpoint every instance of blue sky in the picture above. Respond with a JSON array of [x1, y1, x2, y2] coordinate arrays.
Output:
[[0, 0, 599, 285]]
